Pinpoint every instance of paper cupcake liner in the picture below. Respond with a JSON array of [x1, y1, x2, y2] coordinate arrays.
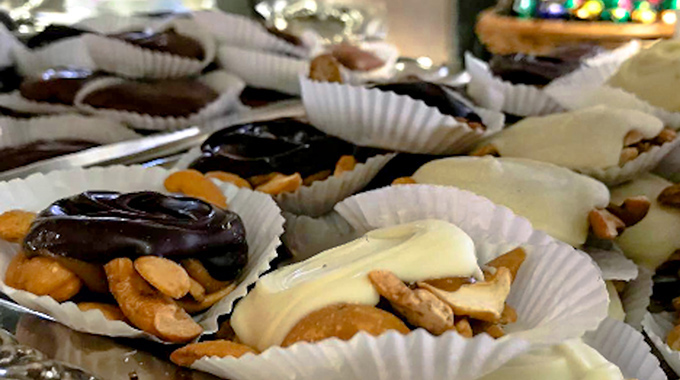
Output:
[[0, 114, 140, 149], [465, 53, 563, 117], [192, 10, 312, 58], [300, 76, 505, 154], [577, 137, 680, 186], [281, 211, 360, 262], [194, 329, 530, 380], [0, 166, 284, 342], [337, 41, 400, 85], [583, 247, 639, 282], [13, 36, 95, 77], [175, 147, 395, 217], [622, 266, 653, 330], [83, 19, 216, 79], [583, 317, 665, 380], [217, 45, 309, 95], [546, 84, 680, 130], [654, 142, 680, 183], [74, 70, 245, 131], [0, 91, 79, 114], [334, 184, 608, 344], [0, 24, 18, 69], [73, 14, 172, 34], [643, 312, 680, 375]]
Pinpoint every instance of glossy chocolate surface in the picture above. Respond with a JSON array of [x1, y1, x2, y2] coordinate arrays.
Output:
[[489, 44, 604, 86], [110, 29, 204, 60], [24, 191, 248, 281], [82, 80, 218, 117], [20, 68, 94, 105], [0, 140, 98, 172], [373, 81, 483, 123], [331, 44, 384, 71], [25, 25, 88, 49], [190, 118, 385, 178], [266, 27, 302, 46]]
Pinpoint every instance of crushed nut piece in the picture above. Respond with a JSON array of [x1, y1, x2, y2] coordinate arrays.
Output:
[[255, 173, 303, 195], [392, 177, 417, 185], [623, 130, 644, 146], [499, 304, 518, 324], [334, 155, 357, 177], [589, 209, 625, 240], [455, 318, 473, 338], [486, 247, 526, 283], [607, 196, 651, 227], [170, 340, 257, 367], [309, 54, 343, 83], [654, 128, 677, 145], [658, 184, 680, 208], [619, 147, 639, 165], [470, 144, 500, 157]]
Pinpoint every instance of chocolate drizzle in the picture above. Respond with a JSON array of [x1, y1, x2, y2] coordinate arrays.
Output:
[[23, 191, 248, 281]]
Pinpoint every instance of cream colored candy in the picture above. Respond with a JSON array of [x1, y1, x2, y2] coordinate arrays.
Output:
[[231, 219, 482, 351], [610, 173, 680, 269], [479, 339, 624, 380], [412, 157, 610, 246], [489, 106, 663, 169], [608, 40, 680, 112], [606, 281, 625, 322]]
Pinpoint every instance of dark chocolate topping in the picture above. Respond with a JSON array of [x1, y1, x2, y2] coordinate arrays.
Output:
[[331, 44, 384, 71], [0, 140, 99, 172], [20, 68, 95, 105], [372, 81, 483, 123], [23, 191, 248, 281], [266, 27, 303, 46], [189, 118, 359, 178], [82, 80, 218, 117], [110, 29, 204, 60], [25, 25, 89, 49]]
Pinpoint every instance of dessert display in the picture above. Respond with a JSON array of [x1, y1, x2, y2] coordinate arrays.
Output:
[[19, 68, 97, 105], [24, 25, 89, 49], [0, 139, 99, 172], [109, 29, 205, 60]]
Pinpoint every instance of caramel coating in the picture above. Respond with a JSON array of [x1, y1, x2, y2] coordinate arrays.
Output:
[[134, 256, 191, 299], [164, 170, 227, 208], [0, 210, 36, 243], [5, 253, 82, 302], [282, 303, 409, 347], [170, 340, 257, 367], [77, 302, 127, 321]]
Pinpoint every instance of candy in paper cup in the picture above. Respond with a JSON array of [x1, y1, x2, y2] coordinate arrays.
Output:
[[217, 45, 309, 95], [300, 76, 505, 154], [83, 19, 216, 79], [0, 91, 79, 115], [584, 317, 666, 380], [175, 147, 396, 217], [73, 14, 172, 34], [643, 312, 680, 375], [74, 70, 245, 131], [0, 166, 284, 342], [282, 211, 359, 262], [0, 114, 140, 149], [654, 141, 680, 183], [192, 10, 313, 58], [335, 41, 400, 85], [13, 36, 95, 77]]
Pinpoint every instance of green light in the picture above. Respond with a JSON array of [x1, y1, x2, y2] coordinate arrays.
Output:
[[513, 0, 536, 17]]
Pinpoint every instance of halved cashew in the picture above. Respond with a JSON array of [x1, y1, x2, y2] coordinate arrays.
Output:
[[134, 256, 191, 299], [177, 282, 237, 314], [392, 177, 417, 185], [255, 173, 303, 195], [105, 258, 202, 343], [589, 209, 625, 240], [303, 170, 332, 186], [334, 155, 357, 177], [170, 340, 257, 367], [181, 259, 232, 293], [455, 318, 473, 338], [247, 173, 278, 187], [77, 302, 127, 321], [486, 247, 526, 283], [658, 184, 680, 208], [607, 196, 651, 227], [368, 270, 454, 335], [188, 277, 206, 302], [0, 210, 36, 243], [619, 147, 639, 165], [309, 54, 343, 83], [623, 130, 644, 146], [419, 267, 512, 323], [655, 128, 677, 144], [164, 169, 227, 208], [470, 144, 500, 157], [6, 253, 82, 302], [205, 172, 252, 189]]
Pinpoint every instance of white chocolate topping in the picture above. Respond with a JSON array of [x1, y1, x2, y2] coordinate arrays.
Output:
[[412, 157, 610, 246], [490, 106, 663, 169], [606, 281, 625, 322], [231, 219, 482, 351], [610, 173, 680, 269]]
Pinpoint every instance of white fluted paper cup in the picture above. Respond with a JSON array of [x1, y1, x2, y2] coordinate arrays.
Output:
[[546, 84, 680, 130], [73, 14, 172, 34], [643, 312, 680, 375], [0, 114, 140, 149], [336, 41, 400, 85], [217, 45, 309, 95], [334, 184, 609, 344], [584, 247, 639, 282], [74, 70, 245, 131], [192, 10, 313, 58], [0, 24, 18, 69], [83, 19, 216, 79], [175, 147, 395, 217], [282, 211, 359, 262], [0, 91, 79, 115], [584, 317, 665, 380], [0, 166, 284, 342], [654, 142, 680, 183], [622, 266, 653, 330], [300, 76, 505, 154], [13, 36, 95, 77]]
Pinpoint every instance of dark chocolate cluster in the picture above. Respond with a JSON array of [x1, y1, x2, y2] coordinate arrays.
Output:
[[23, 191, 248, 281]]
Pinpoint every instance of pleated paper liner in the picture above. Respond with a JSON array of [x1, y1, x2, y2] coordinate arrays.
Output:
[[83, 19, 216, 79], [584, 247, 639, 282], [13, 36, 95, 77], [0, 24, 18, 69], [583, 317, 665, 380], [545, 84, 680, 130], [282, 211, 360, 262], [0, 166, 284, 342], [74, 71, 245, 131], [192, 10, 315, 58], [175, 147, 396, 217], [0, 114, 140, 150], [0, 92, 78, 115], [643, 312, 680, 375], [217, 45, 309, 96], [73, 14, 173, 34], [300, 76, 505, 154], [337, 41, 400, 85], [655, 143, 680, 183]]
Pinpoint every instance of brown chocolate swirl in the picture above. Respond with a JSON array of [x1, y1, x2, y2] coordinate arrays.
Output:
[[23, 191, 248, 281]]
